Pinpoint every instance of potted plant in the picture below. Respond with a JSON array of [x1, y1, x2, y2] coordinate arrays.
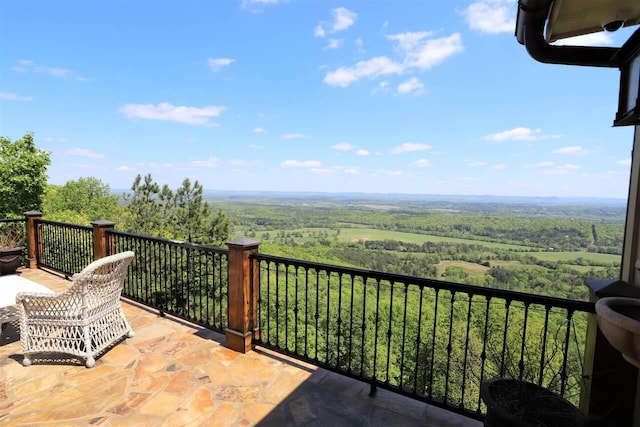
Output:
[[480, 378, 585, 427], [0, 224, 26, 275]]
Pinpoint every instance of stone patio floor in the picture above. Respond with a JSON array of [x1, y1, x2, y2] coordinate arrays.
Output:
[[0, 268, 483, 427]]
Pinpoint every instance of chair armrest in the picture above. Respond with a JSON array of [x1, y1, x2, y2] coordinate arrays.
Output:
[[15, 291, 78, 318], [16, 291, 60, 304]]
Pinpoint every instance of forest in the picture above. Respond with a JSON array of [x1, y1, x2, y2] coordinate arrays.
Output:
[[215, 193, 624, 302]]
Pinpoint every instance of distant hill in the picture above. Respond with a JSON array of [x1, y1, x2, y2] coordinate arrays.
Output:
[[202, 190, 627, 207], [112, 189, 627, 208]]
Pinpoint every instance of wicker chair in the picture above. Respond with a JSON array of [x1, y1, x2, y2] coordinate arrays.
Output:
[[16, 251, 135, 368]]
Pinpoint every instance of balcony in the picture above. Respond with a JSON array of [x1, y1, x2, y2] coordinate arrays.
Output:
[[1, 214, 630, 425], [1, 268, 480, 426]]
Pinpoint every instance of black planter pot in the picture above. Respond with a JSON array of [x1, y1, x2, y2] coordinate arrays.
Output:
[[0, 246, 24, 275], [480, 378, 585, 427]]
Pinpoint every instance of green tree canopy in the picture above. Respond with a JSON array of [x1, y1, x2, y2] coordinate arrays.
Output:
[[123, 174, 230, 245], [43, 177, 123, 224], [0, 133, 51, 217]]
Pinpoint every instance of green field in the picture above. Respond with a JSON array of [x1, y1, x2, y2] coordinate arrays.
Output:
[[336, 227, 535, 251], [243, 227, 621, 268], [528, 251, 620, 265]]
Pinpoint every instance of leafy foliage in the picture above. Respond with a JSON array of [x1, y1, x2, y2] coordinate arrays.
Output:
[[122, 174, 230, 245], [43, 177, 123, 224], [0, 133, 50, 217]]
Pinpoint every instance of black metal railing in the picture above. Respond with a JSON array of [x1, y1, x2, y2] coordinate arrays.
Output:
[[108, 230, 229, 333], [252, 253, 594, 420], [35, 219, 93, 276], [0, 218, 27, 265]]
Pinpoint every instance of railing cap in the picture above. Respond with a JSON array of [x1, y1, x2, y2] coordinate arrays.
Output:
[[226, 237, 260, 249], [91, 219, 116, 227], [24, 211, 43, 217]]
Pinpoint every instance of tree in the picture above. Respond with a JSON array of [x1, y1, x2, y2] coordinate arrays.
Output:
[[43, 177, 123, 224], [122, 174, 171, 236], [123, 174, 230, 245], [0, 133, 51, 217]]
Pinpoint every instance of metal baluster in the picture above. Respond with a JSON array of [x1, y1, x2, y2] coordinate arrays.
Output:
[[399, 283, 409, 389], [519, 303, 530, 380], [444, 291, 456, 404], [461, 293, 473, 407]]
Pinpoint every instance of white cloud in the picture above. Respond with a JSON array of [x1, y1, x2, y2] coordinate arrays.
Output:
[[324, 56, 404, 87], [332, 143, 354, 151], [356, 149, 369, 156], [325, 39, 343, 50], [392, 142, 432, 153], [413, 159, 431, 167], [11, 60, 86, 80], [553, 146, 591, 155], [253, 127, 267, 134], [11, 59, 33, 72], [553, 32, 614, 47], [248, 144, 263, 149], [0, 92, 33, 101], [192, 157, 220, 167], [484, 127, 543, 142], [241, 0, 281, 10], [405, 33, 464, 70], [332, 7, 357, 32], [324, 32, 463, 87], [466, 159, 506, 169], [119, 102, 225, 127], [65, 148, 105, 159], [281, 133, 308, 140], [48, 67, 71, 78], [617, 159, 632, 167], [282, 160, 322, 168], [526, 160, 555, 168], [315, 7, 357, 38], [463, 0, 516, 34], [208, 58, 235, 72], [150, 162, 175, 169], [117, 165, 135, 171], [389, 32, 463, 70], [561, 163, 581, 169], [397, 77, 425, 95]]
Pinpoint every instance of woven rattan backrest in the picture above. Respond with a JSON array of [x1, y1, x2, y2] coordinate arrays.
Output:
[[60, 251, 135, 314]]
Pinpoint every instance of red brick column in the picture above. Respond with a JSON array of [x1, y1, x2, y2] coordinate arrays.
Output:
[[24, 211, 43, 269], [225, 237, 260, 353], [91, 220, 115, 260]]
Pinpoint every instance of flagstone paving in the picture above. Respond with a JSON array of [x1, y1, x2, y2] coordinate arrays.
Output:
[[0, 268, 482, 426]]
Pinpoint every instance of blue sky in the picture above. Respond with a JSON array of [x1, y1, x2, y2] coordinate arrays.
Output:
[[1, 0, 637, 199]]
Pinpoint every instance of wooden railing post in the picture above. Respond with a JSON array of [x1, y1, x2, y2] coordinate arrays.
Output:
[[225, 237, 260, 353], [24, 211, 43, 269], [91, 220, 115, 260]]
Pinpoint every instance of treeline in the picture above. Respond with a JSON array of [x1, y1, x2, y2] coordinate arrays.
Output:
[[42, 175, 230, 246], [225, 203, 624, 254], [260, 239, 614, 301]]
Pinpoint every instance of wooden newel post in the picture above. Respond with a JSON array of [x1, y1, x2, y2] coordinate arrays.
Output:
[[91, 220, 116, 260], [225, 237, 260, 353], [24, 211, 43, 269]]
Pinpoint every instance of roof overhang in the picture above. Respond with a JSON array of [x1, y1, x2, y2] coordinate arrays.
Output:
[[515, 0, 640, 126], [515, 0, 621, 68], [545, 0, 640, 43]]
